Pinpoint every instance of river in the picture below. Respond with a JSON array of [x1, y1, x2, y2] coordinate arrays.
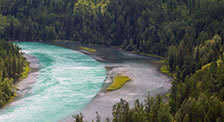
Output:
[[0, 41, 171, 122], [0, 42, 106, 122]]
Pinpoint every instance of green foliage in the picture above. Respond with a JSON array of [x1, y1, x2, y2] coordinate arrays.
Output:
[[0, 14, 9, 36], [0, 0, 223, 57], [158, 103, 173, 122], [160, 65, 174, 77], [0, 0, 224, 121], [167, 35, 223, 81], [72, 113, 84, 122], [174, 95, 224, 122], [0, 78, 14, 107], [168, 51, 224, 121], [79, 47, 96, 53], [167, 46, 177, 72], [20, 61, 30, 80], [110, 95, 173, 122], [0, 14, 21, 40], [107, 75, 130, 91], [0, 40, 27, 107], [112, 99, 130, 122]]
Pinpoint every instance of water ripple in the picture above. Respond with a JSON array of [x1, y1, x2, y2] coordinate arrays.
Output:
[[0, 42, 106, 122]]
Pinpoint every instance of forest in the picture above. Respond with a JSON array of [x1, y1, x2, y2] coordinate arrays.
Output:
[[0, 40, 28, 107], [0, 0, 224, 121]]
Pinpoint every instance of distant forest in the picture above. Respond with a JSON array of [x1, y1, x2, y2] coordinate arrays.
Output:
[[0, 0, 223, 55], [0, 0, 224, 121]]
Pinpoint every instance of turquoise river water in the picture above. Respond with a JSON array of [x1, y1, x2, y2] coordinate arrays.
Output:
[[0, 42, 106, 122]]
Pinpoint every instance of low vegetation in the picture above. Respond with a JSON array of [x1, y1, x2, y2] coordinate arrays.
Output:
[[74, 55, 224, 121], [74, 34, 224, 122], [160, 65, 175, 77], [79, 47, 96, 53], [0, 0, 224, 121], [107, 75, 130, 91], [19, 61, 30, 80]]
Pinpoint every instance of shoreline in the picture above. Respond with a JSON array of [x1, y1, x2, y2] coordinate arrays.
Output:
[[78, 63, 171, 122], [13, 54, 40, 101], [57, 42, 172, 122], [0, 54, 40, 109], [5, 41, 172, 122], [79, 47, 172, 93], [12, 39, 164, 59]]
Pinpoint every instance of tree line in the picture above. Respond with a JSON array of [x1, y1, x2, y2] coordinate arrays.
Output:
[[74, 36, 224, 122], [0, 0, 224, 121], [0, 0, 224, 56], [0, 40, 27, 107]]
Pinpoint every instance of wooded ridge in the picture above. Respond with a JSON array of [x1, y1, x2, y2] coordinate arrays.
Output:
[[0, 0, 224, 121]]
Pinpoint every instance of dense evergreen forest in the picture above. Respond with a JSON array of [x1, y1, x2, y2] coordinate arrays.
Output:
[[0, 40, 28, 107], [0, 0, 224, 121], [0, 0, 223, 55]]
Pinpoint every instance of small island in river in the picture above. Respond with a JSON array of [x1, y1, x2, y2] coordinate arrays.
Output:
[[0, 0, 224, 121]]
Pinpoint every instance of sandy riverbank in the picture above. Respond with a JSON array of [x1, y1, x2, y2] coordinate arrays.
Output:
[[51, 41, 172, 122], [14, 54, 40, 101], [63, 62, 172, 122], [2, 41, 172, 121]]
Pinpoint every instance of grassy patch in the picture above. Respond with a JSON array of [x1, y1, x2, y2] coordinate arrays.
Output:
[[165, 93, 170, 97], [107, 75, 130, 91], [159, 60, 165, 63], [19, 61, 31, 80], [79, 47, 96, 53], [160, 65, 175, 77]]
